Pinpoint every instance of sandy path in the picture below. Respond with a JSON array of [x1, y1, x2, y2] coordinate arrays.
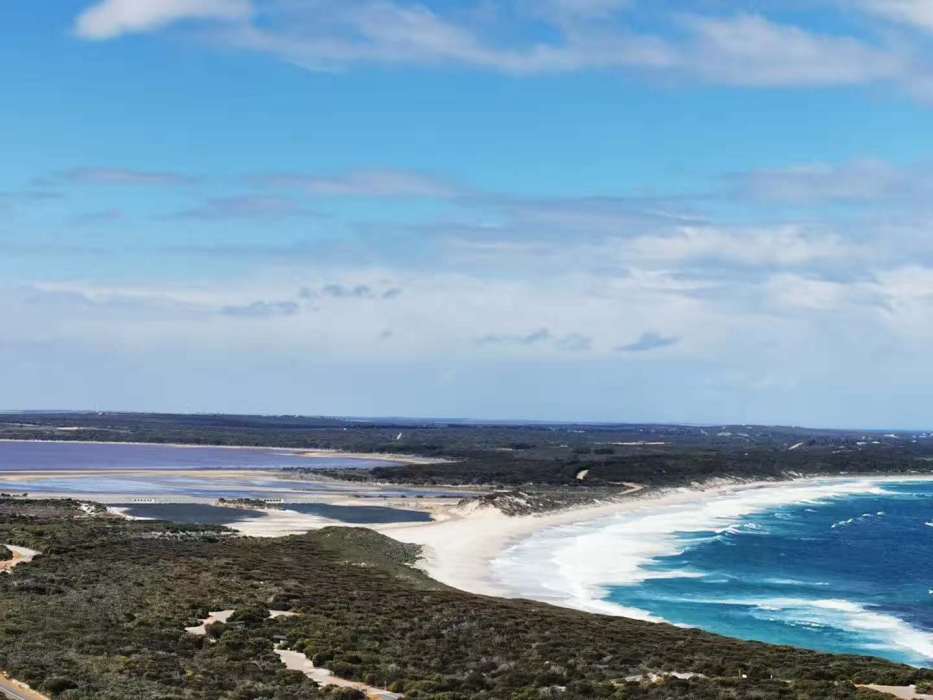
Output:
[[0, 674, 48, 700], [184, 610, 236, 636], [275, 645, 402, 699], [0, 546, 40, 574], [859, 685, 933, 699]]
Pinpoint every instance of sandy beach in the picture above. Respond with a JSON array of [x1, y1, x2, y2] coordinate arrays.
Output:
[[377, 481, 673, 596], [376, 474, 933, 599]]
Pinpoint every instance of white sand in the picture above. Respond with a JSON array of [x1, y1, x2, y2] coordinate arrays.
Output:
[[377, 485, 652, 596], [105, 507, 154, 521], [274, 644, 402, 699], [377, 475, 933, 599], [0, 545, 40, 574], [225, 509, 341, 537], [859, 685, 933, 699], [297, 448, 450, 465], [185, 610, 236, 636], [268, 610, 299, 619], [0, 673, 49, 700]]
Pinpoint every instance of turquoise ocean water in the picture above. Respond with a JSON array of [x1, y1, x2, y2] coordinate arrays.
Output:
[[493, 479, 933, 666]]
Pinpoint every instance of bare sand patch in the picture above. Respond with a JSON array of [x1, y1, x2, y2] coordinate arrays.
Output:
[[0, 672, 49, 700], [0, 545, 40, 574], [859, 685, 933, 699], [274, 644, 403, 699], [184, 610, 236, 636]]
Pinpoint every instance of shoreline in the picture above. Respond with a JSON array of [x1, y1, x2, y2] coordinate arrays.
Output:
[[0, 438, 445, 465], [295, 448, 450, 465], [377, 474, 933, 600]]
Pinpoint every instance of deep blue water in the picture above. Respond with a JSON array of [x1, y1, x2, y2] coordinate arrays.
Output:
[[606, 481, 933, 666]]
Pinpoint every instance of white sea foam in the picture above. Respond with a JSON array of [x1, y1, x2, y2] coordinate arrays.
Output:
[[751, 598, 933, 662], [490, 477, 933, 661], [831, 511, 885, 529]]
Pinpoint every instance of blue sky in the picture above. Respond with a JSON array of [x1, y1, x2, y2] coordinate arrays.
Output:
[[4, 0, 933, 427]]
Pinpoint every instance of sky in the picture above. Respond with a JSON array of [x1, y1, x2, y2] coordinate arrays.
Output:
[[3, 0, 933, 427]]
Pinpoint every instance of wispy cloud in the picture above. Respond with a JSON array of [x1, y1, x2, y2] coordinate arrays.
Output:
[[166, 195, 316, 221], [74, 0, 252, 40], [729, 159, 933, 205], [856, 0, 933, 33], [0, 190, 62, 209], [478, 328, 552, 346], [615, 332, 679, 352], [677, 13, 902, 88], [556, 333, 592, 352], [264, 169, 459, 198], [69, 209, 126, 226], [40, 167, 195, 187], [300, 283, 404, 300], [625, 226, 866, 269], [477, 328, 593, 352], [70, 1, 925, 93], [220, 300, 300, 318]]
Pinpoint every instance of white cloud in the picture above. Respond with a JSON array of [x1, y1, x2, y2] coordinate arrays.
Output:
[[224, 6, 890, 85], [220, 1, 674, 75], [43, 167, 195, 187], [680, 14, 903, 87], [71, 1, 928, 94], [735, 159, 909, 203], [625, 226, 864, 268], [75, 0, 252, 40], [267, 169, 458, 198], [857, 0, 933, 33]]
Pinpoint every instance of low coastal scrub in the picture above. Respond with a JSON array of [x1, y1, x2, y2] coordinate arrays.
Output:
[[0, 499, 930, 699]]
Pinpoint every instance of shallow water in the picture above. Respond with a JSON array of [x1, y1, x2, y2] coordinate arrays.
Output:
[[283, 502, 433, 523], [493, 479, 933, 666], [0, 441, 392, 471], [0, 441, 469, 502], [114, 501, 433, 525], [112, 503, 266, 524]]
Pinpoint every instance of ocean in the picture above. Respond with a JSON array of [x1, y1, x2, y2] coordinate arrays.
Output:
[[492, 478, 933, 667]]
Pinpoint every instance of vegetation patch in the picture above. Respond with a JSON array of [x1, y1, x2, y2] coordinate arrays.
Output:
[[0, 498, 930, 699]]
